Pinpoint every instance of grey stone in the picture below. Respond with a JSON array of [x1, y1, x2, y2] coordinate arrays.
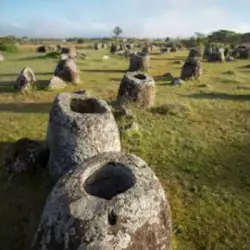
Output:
[[0, 52, 4, 61], [180, 57, 202, 80], [46, 76, 68, 90], [54, 58, 80, 84], [14, 67, 36, 91], [171, 78, 185, 86], [129, 52, 150, 72], [32, 152, 172, 250], [46, 93, 121, 176], [116, 72, 155, 108], [94, 42, 102, 50]]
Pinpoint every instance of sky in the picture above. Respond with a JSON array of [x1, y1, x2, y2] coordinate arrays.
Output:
[[0, 0, 250, 38]]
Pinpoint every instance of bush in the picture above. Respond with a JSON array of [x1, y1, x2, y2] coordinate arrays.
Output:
[[0, 43, 18, 53], [45, 51, 60, 59], [77, 39, 84, 44]]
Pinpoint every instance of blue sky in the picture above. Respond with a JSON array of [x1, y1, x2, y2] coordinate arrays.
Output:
[[1, 0, 250, 38]]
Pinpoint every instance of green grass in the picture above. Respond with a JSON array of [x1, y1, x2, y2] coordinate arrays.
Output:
[[0, 49, 250, 250]]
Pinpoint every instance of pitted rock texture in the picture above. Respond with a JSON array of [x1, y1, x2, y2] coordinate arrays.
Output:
[[116, 72, 155, 108], [54, 57, 80, 84], [180, 57, 202, 80], [129, 52, 150, 72], [46, 93, 121, 176], [14, 67, 36, 91], [32, 152, 172, 250]]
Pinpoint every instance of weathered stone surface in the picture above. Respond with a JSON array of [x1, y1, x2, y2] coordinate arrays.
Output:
[[110, 43, 117, 54], [68, 47, 77, 59], [188, 48, 202, 59], [102, 43, 108, 49], [14, 67, 36, 91], [37, 46, 47, 53], [142, 46, 150, 54], [180, 57, 202, 80], [46, 93, 121, 176], [232, 46, 250, 59], [171, 78, 185, 86], [4, 138, 49, 173], [116, 72, 155, 108], [46, 76, 68, 90], [32, 152, 172, 250], [0, 52, 4, 61], [128, 52, 150, 72], [54, 58, 80, 84], [170, 46, 178, 52], [94, 42, 102, 50]]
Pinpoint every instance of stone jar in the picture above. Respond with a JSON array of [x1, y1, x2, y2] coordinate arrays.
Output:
[[32, 152, 172, 250], [46, 93, 121, 176]]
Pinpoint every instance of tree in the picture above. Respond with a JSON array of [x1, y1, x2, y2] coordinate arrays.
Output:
[[112, 26, 123, 39], [207, 30, 241, 44]]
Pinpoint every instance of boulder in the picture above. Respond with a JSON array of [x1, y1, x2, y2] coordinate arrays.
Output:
[[54, 58, 80, 84], [129, 52, 150, 72], [142, 46, 150, 54], [116, 71, 155, 108], [14, 67, 36, 91], [68, 47, 77, 59], [126, 43, 134, 50], [170, 46, 178, 52], [0, 52, 4, 61], [188, 48, 202, 59], [61, 47, 70, 54], [46, 93, 121, 176], [4, 138, 49, 173], [45, 76, 68, 90], [110, 43, 117, 54], [37, 46, 47, 53], [171, 78, 185, 86], [180, 57, 202, 80], [32, 152, 172, 250], [94, 42, 102, 50], [102, 43, 108, 49]]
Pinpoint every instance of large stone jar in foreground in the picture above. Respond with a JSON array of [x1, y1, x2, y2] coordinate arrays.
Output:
[[32, 152, 172, 250], [46, 93, 121, 176]]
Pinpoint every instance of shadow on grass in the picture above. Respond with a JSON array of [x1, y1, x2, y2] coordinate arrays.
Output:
[[0, 102, 52, 113], [0, 140, 55, 249], [15, 55, 57, 61], [0, 72, 53, 77], [184, 92, 250, 101], [81, 69, 126, 73], [154, 72, 175, 82]]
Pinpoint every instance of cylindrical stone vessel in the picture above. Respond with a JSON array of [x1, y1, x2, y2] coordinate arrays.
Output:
[[32, 152, 172, 250], [116, 71, 155, 108], [129, 52, 150, 72], [46, 93, 121, 176]]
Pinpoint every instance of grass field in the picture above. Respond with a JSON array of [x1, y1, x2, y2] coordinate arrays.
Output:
[[0, 48, 250, 250]]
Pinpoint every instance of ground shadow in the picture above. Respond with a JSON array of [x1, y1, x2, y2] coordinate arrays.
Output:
[[81, 69, 126, 73], [154, 73, 175, 82], [0, 72, 53, 77], [185, 92, 250, 101], [0, 102, 52, 113], [15, 55, 50, 61], [0, 139, 55, 249]]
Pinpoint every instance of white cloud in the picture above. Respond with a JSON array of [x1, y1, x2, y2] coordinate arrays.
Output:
[[0, 0, 249, 38]]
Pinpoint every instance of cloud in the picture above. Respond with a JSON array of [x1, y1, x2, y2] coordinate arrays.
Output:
[[0, 0, 249, 38]]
